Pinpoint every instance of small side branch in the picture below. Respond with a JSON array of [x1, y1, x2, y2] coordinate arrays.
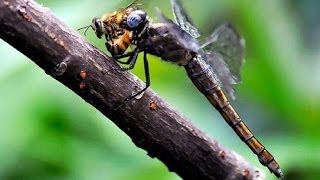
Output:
[[0, 0, 265, 179]]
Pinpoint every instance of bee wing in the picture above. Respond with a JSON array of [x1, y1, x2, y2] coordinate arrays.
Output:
[[170, 0, 200, 39], [201, 23, 245, 100]]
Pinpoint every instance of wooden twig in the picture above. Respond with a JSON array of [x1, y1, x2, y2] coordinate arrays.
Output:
[[0, 0, 265, 179]]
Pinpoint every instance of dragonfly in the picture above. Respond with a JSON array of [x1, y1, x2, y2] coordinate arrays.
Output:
[[83, 0, 283, 178], [169, 1, 283, 178]]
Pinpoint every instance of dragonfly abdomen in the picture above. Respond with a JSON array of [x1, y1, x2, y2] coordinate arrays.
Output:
[[184, 57, 283, 178]]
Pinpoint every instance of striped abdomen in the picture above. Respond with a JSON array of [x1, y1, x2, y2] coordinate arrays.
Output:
[[106, 30, 133, 55], [184, 57, 283, 178]]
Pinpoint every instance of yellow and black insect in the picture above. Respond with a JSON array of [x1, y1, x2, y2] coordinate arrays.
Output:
[[79, 0, 141, 55]]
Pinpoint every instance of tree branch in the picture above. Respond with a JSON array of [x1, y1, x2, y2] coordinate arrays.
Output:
[[0, 0, 265, 179]]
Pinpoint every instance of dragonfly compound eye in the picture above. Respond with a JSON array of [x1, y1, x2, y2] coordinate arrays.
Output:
[[126, 10, 147, 29]]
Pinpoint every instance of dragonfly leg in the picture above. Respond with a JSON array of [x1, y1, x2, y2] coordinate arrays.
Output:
[[113, 51, 136, 61], [125, 51, 150, 101], [110, 47, 141, 71], [113, 51, 150, 109]]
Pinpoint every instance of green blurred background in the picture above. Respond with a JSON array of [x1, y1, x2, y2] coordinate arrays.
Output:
[[1, 0, 319, 179]]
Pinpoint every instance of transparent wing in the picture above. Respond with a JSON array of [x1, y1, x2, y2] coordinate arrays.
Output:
[[155, 8, 200, 52], [204, 52, 236, 99], [170, 0, 200, 38], [201, 23, 245, 99]]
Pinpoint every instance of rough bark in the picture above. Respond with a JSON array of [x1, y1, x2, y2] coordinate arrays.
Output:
[[0, 0, 265, 179]]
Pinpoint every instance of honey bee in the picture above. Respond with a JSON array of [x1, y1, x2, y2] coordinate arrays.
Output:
[[106, 29, 133, 56], [79, 0, 142, 56]]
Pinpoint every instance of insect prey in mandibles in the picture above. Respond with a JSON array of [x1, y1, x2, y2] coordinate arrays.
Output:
[[79, 0, 283, 178]]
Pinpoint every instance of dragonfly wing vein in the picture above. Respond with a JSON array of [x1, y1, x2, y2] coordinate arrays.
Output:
[[170, 0, 201, 38], [203, 52, 237, 100], [201, 23, 245, 85]]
